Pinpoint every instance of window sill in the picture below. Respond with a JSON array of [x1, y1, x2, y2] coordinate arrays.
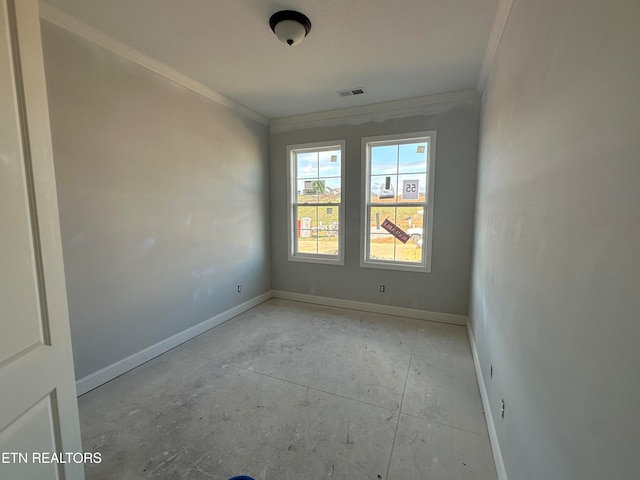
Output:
[[288, 255, 344, 266], [360, 259, 430, 273]]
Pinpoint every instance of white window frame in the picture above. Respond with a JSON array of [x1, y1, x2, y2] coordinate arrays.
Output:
[[360, 131, 436, 272], [287, 140, 346, 265]]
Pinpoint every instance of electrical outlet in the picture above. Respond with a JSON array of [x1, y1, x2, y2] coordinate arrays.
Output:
[[237, 285, 242, 293], [379, 285, 385, 293], [501, 399, 505, 418]]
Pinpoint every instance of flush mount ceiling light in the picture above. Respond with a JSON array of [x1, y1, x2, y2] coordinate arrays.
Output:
[[269, 10, 312, 46]]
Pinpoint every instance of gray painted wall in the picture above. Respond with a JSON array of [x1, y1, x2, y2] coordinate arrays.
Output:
[[270, 99, 480, 315], [470, 1, 640, 479], [42, 23, 271, 380]]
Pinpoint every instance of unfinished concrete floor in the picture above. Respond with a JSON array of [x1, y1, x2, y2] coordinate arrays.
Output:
[[78, 299, 498, 480]]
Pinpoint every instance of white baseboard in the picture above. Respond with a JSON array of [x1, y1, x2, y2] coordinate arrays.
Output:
[[271, 290, 467, 326], [75, 291, 272, 396], [76, 290, 467, 396], [466, 321, 508, 480]]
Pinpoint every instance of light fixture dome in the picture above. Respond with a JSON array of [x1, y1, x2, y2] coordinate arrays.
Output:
[[269, 10, 311, 46]]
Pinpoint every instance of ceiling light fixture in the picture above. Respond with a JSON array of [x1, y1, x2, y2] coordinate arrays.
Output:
[[269, 10, 312, 46]]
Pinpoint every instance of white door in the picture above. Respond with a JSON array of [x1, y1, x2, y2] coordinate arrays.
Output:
[[0, 0, 84, 478]]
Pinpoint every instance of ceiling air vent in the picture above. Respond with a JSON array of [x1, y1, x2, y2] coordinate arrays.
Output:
[[337, 87, 366, 97]]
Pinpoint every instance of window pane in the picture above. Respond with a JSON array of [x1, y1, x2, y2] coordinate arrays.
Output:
[[398, 174, 427, 202], [395, 206, 424, 263], [317, 207, 339, 256], [319, 150, 341, 177], [370, 175, 398, 203], [396, 206, 424, 235], [318, 234, 339, 256], [369, 234, 396, 261], [318, 177, 341, 203], [297, 179, 320, 204], [297, 233, 317, 254], [296, 206, 317, 254], [395, 206, 419, 231], [395, 240, 422, 263], [318, 205, 339, 232], [371, 145, 398, 175], [297, 205, 317, 225], [297, 151, 318, 179], [369, 206, 396, 233], [398, 143, 427, 174]]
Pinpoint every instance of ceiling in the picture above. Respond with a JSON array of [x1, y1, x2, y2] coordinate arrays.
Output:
[[42, 0, 500, 119]]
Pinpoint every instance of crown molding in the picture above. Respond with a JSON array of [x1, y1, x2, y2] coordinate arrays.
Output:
[[476, 0, 514, 95], [38, 2, 269, 126], [269, 89, 479, 131], [39, 1, 498, 128]]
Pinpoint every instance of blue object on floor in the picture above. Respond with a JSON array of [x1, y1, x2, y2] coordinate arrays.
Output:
[[228, 477, 255, 480]]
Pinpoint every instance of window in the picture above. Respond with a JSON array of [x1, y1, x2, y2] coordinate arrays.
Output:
[[287, 140, 345, 264], [361, 131, 436, 272]]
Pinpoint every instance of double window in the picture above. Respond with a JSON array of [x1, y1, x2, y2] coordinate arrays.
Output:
[[361, 132, 436, 272], [287, 131, 435, 272], [287, 140, 345, 264]]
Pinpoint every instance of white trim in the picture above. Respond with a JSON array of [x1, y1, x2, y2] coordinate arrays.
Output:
[[75, 290, 468, 396], [287, 255, 343, 266], [287, 140, 346, 266], [272, 290, 467, 326], [476, 0, 514, 95], [466, 321, 508, 480], [360, 131, 436, 273], [38, 3, 269, 126], [75, 291, 272, 396], [270, 89, 479, 130]]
